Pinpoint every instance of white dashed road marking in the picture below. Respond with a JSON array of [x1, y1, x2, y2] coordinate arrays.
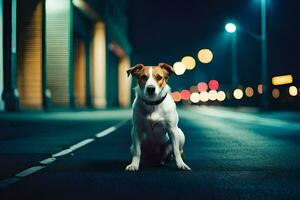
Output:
[[15, 166, 46, 178], [39, 157, 56, 165], [0, 120, 128, 189]]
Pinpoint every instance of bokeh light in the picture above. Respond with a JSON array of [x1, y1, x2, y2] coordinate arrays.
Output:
[[208, 80, 219, 90], [173, 62, 186, 75], [272, 88, 280, 99], [272, 75, 293, 86], [208, 90, 218, 101], [171, 91, 181, 102], [197, 82, 208, 92], [198, 49, 213, 64], [199, 92, 209, 102], [289, 86, 298, 96], [190, 93, 200, 103], [245, 87, 254, 97], [181, 90, 191, 100], [181, 56, 196, 70], [233, 89, 243, 99], [225, 23, 237, 33], [257, 84, 263, 94], [217, 91, 226, 101]]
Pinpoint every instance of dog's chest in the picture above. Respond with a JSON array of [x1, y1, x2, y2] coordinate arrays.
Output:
[[147, 111, 164, 122], [144, 111, 167, 133]]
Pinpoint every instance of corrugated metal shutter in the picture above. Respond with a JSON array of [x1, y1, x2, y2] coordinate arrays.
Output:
[[17, 0, 42, 109], [45, 0, 72, 107]]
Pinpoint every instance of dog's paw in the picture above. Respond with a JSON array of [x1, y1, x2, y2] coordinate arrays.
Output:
[[176, 161, 191, 171], [125, 163, 139, 171]]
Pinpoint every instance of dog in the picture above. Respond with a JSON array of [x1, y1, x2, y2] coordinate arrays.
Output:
[[125, 63, 191, 171]]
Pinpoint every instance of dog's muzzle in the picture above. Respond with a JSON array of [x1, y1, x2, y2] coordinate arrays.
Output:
[[146, 86, 155, 96]]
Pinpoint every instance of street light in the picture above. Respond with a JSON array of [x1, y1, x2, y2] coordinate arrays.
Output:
[[225, 23, 237, 33], [260, 0, 268, 110], [223, 0, 268, 110], [225, 23, 238, 89]]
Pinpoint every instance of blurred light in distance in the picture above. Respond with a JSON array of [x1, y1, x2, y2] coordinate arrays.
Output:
[[199, 92, 209, 102], [245, 87, 254, 97], [272, 88, 280, 99], [190, 85, 198, 93], [257, 84, 263, 94], [197, 82, 208, 92], [225, 23, 237, 33], [198, 49, 213, 64], [173, 62, 186, 75], [209, 90, 218, 101], [208, 80, 219, 90], [272, 75, 293, 86], [181, 56, 196, 70], [289, 86, 298, 96], [181, 90, 191, 100], [190, 93, 200, 103], [233, 89, 243, 99], [217, 91, 226, 101], [171, 91, 181, 102]]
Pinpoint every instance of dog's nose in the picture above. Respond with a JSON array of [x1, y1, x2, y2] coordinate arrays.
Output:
[[146, 86, 155, 95]]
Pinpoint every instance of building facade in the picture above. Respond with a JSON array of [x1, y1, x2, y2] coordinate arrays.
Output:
[[0, 0, 132, 111]]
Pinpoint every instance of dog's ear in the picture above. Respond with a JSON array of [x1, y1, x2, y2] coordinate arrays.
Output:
[[159, 63, 174, 76], [127, 64, 144, 77]]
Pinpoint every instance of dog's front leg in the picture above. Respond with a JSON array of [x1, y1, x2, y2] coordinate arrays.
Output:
[[125, 127, 141, 171], [168, 127, 191, 171]]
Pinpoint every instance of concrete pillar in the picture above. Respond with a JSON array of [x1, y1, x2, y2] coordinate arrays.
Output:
[[90, 21, 106, 108], [2, 0, 19, 112], [0, 0, 4, 111]]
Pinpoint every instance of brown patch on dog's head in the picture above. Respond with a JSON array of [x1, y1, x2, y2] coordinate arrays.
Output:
[[158, 63, 174, 79], [127, 63, 174, 89], [126, 64, 144, 77]]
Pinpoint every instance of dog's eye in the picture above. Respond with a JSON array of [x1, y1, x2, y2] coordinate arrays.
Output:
[[141, 75, 148, 81], [155, 75, 162, 81]]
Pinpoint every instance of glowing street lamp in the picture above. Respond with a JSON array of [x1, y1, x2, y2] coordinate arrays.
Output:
[[225, 23, 237, 33], [225, 23, 238, 89]]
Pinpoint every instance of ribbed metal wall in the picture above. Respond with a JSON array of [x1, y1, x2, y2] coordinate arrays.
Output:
[[45, 0, 72, 107], [17, 0, 42, 109]]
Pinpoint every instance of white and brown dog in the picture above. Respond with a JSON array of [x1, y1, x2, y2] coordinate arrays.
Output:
[[125, 63, 191, 171]]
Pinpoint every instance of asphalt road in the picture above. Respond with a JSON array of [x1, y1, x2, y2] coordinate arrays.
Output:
[[0, 107, 300, 200]]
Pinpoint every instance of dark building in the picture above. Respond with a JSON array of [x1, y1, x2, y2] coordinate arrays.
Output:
[[0, 0, 132, 112]]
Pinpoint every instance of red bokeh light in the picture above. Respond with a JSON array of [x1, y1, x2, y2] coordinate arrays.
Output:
[[208, 80, 219, 90], [171, 91, 181, 102], [197, 82, 208, 92], [180, 90, 191, 100]]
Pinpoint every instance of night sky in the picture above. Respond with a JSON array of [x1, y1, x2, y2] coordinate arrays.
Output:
[[128, 0, 300, 90]]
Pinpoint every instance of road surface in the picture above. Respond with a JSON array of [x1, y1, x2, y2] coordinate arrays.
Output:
[[0, 107, 300, 199]]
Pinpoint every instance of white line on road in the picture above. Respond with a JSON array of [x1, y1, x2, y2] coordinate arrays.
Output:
[[0, 120, 128, 189], [40, 157, 56, 165], [69, 138, 95, 150], [96, 127, 117, 138], [52, 149, 73, 158], [15, 166, 46, 178], [52, 138, 95, 158]]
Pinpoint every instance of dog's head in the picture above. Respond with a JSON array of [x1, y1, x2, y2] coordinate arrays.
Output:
[[127, 63, 174, 100]]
